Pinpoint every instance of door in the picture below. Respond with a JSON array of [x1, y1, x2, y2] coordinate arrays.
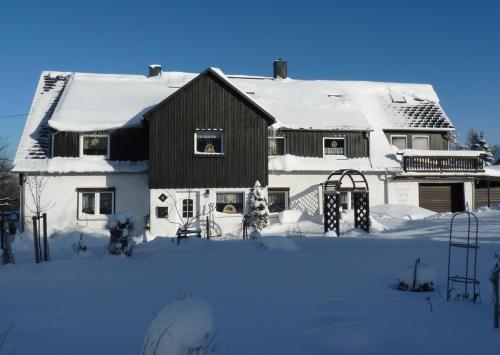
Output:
[[475, 180, 500, 208], [419, 183, 465, 213], [176, 191, 199, 229]]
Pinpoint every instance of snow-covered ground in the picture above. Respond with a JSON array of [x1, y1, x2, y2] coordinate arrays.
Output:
[[1, 205, 500, 354]]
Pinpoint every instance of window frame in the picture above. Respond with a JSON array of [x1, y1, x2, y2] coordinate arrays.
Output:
[[323, 137, 346, 157], [268, 136, 286, 156], [194, 129, 224, 156], [77, 188, 115, 220], [268, 188, 289, 214], [215, 192, 245, 215], [79, 134, 110, 159], [390, 135, 408, 150], [412, 135, 430, 150]]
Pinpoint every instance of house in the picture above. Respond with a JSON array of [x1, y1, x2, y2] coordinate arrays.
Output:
[[13, 61, 487, 237]]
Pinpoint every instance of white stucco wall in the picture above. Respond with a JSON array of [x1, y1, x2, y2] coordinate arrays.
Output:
[[22, 173, 149, 234], [150, 187, 257, 238]]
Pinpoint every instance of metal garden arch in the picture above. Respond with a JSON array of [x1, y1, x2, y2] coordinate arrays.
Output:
[[323, 169, 370, 236]]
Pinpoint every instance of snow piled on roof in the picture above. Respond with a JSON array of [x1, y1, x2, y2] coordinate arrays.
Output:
[[485, 165, 500, 178], [398, 149, 485, 157], [48, 71, 197, 132], [13, 157, 147, 174]]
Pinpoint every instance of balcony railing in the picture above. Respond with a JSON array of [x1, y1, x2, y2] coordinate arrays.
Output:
[[402, 155, 484, 173]]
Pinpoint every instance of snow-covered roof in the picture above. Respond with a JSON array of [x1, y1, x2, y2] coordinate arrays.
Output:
[[397, 149, 485, 157], [14, 67, 455, 173]]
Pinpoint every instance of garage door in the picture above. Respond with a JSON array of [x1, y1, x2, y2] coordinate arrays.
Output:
[[475, 180, 500, 208], [419, 183, 465, 213]]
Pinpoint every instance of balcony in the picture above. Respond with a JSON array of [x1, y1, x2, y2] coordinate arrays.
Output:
[[399, 150, 485, 173]]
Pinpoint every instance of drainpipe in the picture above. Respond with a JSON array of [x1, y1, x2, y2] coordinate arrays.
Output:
[[19, 173, 25, 233], [488, 177, 491, 208]]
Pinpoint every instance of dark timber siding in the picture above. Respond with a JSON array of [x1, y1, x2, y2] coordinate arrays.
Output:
[[147, 72, 270, 189], [274, 129, 369, 158], [384, 130, 449, 150], [52, 128, 148, 161]]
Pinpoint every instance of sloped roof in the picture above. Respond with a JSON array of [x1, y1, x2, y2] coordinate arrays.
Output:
[[14, 67, 455, 173]]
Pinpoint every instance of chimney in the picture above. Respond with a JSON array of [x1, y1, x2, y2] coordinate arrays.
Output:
[[148, 64, 162, 77], [273, 59, 287, 79]]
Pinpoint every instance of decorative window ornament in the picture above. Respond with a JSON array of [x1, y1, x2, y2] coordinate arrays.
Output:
[[204, 142, 215, 153], [158, 193, 167, 202], [222, 204, 237, 214]]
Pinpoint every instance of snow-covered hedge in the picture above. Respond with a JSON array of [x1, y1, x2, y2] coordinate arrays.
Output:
[[141, 297, 215, 355]]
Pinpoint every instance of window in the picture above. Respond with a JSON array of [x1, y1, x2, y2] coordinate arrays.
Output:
[[268, 189, 289, 213], [323, 137, 345, 156], [80, 135, 110, 158], [195, 130, 223, 155], [413, 135, 430, 150], [156, 207, 169, 219], [78, 189, 114, 219], [390, 135, 407, 150], [216, 192, 244, 214], [182, 199, 194, 218], [268, 137, 285, 155]]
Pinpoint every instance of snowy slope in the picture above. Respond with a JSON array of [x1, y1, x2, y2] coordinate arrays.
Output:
[[1, 205, 500, 355]]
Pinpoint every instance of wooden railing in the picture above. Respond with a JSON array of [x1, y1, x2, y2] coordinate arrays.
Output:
[[402, 156, 484, 173]]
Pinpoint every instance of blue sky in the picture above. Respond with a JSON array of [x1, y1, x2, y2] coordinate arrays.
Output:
[[1, 0, 499, 156]]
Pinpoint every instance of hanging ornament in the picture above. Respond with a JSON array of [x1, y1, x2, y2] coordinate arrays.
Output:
[[204, 142, 215, 153]]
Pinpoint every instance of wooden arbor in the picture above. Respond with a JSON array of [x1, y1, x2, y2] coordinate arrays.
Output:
[[323, 169, 370, 236]]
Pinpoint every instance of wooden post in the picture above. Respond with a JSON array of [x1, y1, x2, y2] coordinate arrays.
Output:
[[493, 269, 499, 329], [206, 216, 210, 240], [42, 213, 49, 261], [32, 215, 40, 263], [487, 178, 491, 208], [0, 212, 4, 250]]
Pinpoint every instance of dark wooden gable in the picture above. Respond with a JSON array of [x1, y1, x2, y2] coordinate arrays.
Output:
[[147, 70, 272, 189]]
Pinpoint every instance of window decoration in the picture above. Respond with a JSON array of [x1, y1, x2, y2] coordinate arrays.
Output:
[[390, 135, 407, 150], [158, 193, 167, 202], [268, 137, 285, 155], [216, 193, 244, 214], [195, 130, 223, 155], [182, 199, 194, 218], [268, 189, 289, 213], [323, 137, 345, 156], [413, 135, 430, 150], [81, 135, 109, 157], [78, 189, 114, 219]]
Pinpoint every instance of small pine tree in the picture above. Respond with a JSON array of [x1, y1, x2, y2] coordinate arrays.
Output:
[[470, 131, 493, 163], [449, 131, 466, 150], [247, 181, 269, 236]]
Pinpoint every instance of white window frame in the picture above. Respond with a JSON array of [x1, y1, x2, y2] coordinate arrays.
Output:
[[215, 191, 245, 215], [412, 135, 430, 150], [79, 134, 110, 159], [194, 129, 224, 155], [390, 135, 407, 150], [77, 189, 115, 220], [323, 137, 346, 157], [268, 136, 286, 156], [268, 189, 289, 214]]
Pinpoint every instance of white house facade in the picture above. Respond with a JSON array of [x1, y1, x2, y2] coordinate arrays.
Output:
[[13, 61, 487, 237]]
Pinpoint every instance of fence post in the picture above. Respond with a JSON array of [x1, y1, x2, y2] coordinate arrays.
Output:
[[42, 213, 49, 261], [32, 216, 40, 263], [493, 269, 499, 329]]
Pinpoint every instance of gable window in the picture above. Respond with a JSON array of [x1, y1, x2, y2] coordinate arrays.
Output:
[[413, 135, 430, 150], [268, 189, 289, 213], [194, 130, 223, 155], [323, 137, 345, 156], [216, 192, 244, 214], [78, 188, 114, 219], [390, 135, 407, 150], [80, 134, 110, 158], [268, 137, 285, 156]]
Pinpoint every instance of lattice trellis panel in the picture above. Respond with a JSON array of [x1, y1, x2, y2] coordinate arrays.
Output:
[[353, 191, 370, 233], [323, 191, 340, 236]]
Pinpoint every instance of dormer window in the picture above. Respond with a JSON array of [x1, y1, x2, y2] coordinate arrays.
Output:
[[268, 137, 285, 155], [323, 137, 345, 156], [390, 135, 407, 150], [194, 130, 224, 155], [80, 134, 110, 158]]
